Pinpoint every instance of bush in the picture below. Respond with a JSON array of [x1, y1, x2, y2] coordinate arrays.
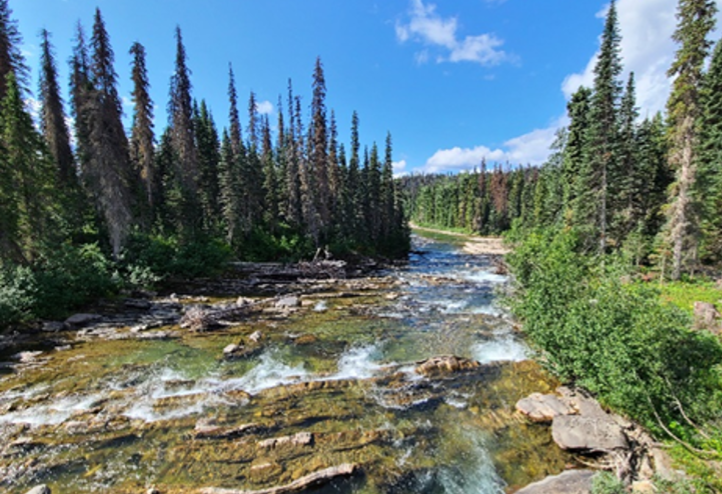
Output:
[[506, 227, 722, 431], [0, 264, 37, 326], [122, 233, 232, 282]]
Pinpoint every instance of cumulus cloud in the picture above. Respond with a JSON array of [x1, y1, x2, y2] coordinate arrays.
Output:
[[256, 100, 274, 115], [562, 0, 722, 117], [396, 0, 510, 66], [422, 116, 566, 173]]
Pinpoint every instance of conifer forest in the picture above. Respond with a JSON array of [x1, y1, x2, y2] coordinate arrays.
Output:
[[3, 1, 722, 493]]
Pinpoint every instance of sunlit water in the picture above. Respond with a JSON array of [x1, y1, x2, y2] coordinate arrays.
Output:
[[0, 233, 568, 494]]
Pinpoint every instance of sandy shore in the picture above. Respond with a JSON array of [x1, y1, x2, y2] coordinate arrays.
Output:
[[410, 223, 510, 256]]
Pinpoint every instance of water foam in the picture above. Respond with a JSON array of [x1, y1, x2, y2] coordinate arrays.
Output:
[[471, 334, 529, 364], [332, 344, 385, 380]]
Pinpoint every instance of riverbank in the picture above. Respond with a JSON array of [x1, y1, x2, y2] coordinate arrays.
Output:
[[409, 223, 510, 256]]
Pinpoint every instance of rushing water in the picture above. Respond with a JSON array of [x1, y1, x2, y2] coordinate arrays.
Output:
[[0, 233, 570, 494]]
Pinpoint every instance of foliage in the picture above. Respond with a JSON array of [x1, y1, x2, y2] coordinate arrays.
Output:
[[659, 279, 722, 314], [506, 226, 722, 431], [122, 233, 232, 281], [590, 472, 625, 494]]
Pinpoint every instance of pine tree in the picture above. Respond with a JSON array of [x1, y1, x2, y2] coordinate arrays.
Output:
[[69, 22, 92, 175], [219, 128, 242, 245], [613, 72, 641, 243], [1, 72, 56, 261], [168, 26, 200, 236], [310, 57, 330, 237], [284, 81, 303, 230], [563, 86, 591, 213], [381, 132, 396, 248], [194, 100, 221, 232], [261, 115, 279, 232], [87, 8, 133, 258], [39, 29, 76, 192], [129, 41, 155, 226], [696, 34, 722, 262], [0, 0, 28, 101], [576, 0, 623, 253], [664, 0, 717, 279]]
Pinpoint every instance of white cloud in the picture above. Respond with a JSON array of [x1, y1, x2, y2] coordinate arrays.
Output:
[[422, 116, 566, 173], [396, 0, 510, 66], [393, 159, 409, 177], [256, 100, 274, 115], [562, 0, 722, 117]]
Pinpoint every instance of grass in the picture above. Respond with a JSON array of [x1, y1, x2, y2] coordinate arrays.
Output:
[[657, 279, 722, 315]]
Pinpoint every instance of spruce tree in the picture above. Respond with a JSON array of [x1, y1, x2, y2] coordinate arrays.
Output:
[[575, 0, 623, 253], [563, 86, 591, 214], [87, 8, 133, 258], [129, 41, 155, 226], [613, 72, 640, 243], [69, 22, 92, 175], [39, 29, 76, 192], [665, 0, 717, 279], [0, 0, 27, 101], [310, 57, 330, 236], [194, 100, 221, 232], [696, 35, 722, 262], [168, 26, 201, 236]]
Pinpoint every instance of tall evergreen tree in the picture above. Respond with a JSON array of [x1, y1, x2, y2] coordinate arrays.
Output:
[[697, 35, 722, 262], [664, 0, 717, 279], [563, 86, 591, 214], [87, 8, 133, 258], [0, 0, 27, 101], [310, 57, 330, 237], [194, 100, 221, 232], [69, 22, 92, 175], [129, 41, 155, 226], [168, 26, 200, 236], [575, 0, 623, 253], [39, 29, 76, 192]]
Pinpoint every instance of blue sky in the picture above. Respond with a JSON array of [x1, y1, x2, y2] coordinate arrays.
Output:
[[11, 0, 720, 175]]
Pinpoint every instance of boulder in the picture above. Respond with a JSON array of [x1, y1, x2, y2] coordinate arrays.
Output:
[[64, 313, 102, 328], [516, 393, 573, 422], [515, 470, 596, 494], [248, 330, 264, 343], [275, 296, 301, 308], [41, 321, 65, 332], [415, 355, 481, 376], [694, 301, 721, 332], [552, 415, 629, 452], [24, 486, 51, 494]]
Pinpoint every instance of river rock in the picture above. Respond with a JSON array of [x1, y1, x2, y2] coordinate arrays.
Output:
[[258, 432, 314, 449], [41, 321, 65, 332], [275, 296, 301, 308], [249, 330, 264, 343], [515, 470, 596, 494], [415, 355, 481, 376], [516, 393, 573, 422], [552, 415, 629, 452], [24, 486, 51, 494], [64, 313, 102, 328], [249, 462, 283, 483], [124, 298, 152, 310]]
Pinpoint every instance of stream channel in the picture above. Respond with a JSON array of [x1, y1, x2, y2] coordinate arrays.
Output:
[[0, 233, 572, 494]]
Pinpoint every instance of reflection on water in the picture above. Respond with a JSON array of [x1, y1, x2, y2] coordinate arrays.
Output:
[[0, 233, 568, 494]]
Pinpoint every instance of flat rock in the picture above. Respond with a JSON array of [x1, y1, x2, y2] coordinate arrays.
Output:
[[64, 313, 102, 328], [124, 298, 152, 310], [552, 415, 628, 452], [41, 321, 65, 332], [275, 296, 301, 308], [258, 432, 313, 449], [516, 393, 573, 422], [24, 486, 51, 494], [415, 355, 481, 376], [515, 470, 596, 494]]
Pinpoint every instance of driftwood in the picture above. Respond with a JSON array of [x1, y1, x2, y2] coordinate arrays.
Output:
[[232, 260, 348, 282], [199, 463, 358, 494], [180, 299, 270, 332]]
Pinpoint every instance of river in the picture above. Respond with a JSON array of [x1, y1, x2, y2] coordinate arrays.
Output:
[[0, 233, 570, 494]]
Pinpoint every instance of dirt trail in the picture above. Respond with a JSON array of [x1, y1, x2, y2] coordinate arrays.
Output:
[[410, 223, 510, 256]]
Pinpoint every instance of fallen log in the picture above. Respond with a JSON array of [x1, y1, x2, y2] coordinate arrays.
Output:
[[199, 463, 358, 494]]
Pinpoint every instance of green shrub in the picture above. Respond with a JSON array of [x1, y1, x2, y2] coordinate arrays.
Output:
[[0, 264, 37, 326], [591, 472, 625, 494], [506, 227, 722, 431]]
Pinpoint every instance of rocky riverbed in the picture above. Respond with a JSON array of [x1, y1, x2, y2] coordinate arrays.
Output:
[[0, 234, 658, 494]]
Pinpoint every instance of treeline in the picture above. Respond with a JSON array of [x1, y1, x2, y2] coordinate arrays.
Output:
[[402, 162, 539, 235], [0, 1, 408, 324], [409, 0, 722, 281]]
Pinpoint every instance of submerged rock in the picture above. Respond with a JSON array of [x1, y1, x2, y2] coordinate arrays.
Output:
[[515, 470, 596, 494], [258, 432, 314, 449], [414, 355, 481, 376], [24, 486, 51, 494], [199, 463, 358, 494]]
